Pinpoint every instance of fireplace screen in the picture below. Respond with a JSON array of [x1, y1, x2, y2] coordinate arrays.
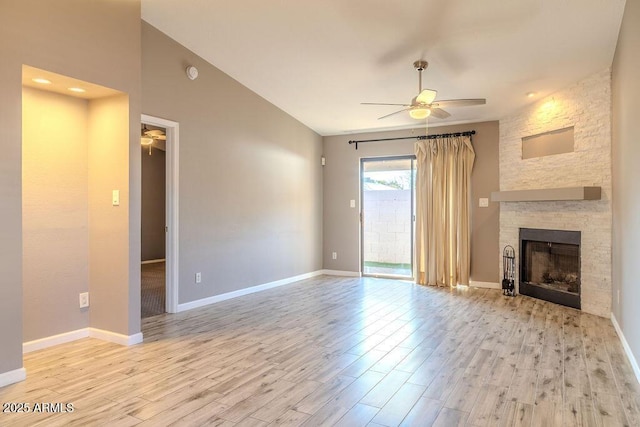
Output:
[[519, 228, 581, 309]]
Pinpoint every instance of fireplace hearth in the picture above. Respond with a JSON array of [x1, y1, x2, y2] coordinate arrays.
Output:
[[519, 228, 581, 309]]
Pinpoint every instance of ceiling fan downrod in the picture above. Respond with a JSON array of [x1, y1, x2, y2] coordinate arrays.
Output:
[[414, 60, 428, 93]]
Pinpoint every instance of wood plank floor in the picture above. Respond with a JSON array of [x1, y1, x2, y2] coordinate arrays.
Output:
[[2, 275, 639, 426]]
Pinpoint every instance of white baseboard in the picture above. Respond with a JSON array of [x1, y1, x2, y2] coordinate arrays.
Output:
[[178, 270, 326, 312], [89, 328, 143, 346], [0, 367, 27, 388], [469, 280, 501, 289], [178, 270, 350, 312], [321, 269, 362, 277], [23, 328, 143, 354], [141, 258, 166, 265], [611, 313, 640, 385], [23, 329, 90, 354]]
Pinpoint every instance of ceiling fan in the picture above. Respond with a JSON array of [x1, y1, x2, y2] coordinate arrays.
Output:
[[140, 125, 166, 155], [362, 60, 486, 120]]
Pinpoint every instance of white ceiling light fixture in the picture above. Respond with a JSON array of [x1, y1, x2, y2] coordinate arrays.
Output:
[[409, 107, 431, 120], [186, 65, 199, 80], [140, 134, 153, 155]]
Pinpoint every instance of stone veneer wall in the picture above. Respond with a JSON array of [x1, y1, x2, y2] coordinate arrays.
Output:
[[499, 69, 612, 317]]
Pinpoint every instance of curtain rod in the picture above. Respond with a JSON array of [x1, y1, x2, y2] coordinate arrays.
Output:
[[348, 130, 475, 150]]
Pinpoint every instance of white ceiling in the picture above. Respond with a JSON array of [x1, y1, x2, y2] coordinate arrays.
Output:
[[141, 0, 626, 136]]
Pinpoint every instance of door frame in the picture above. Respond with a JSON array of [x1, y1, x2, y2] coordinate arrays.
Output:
[[141, 114, 179, 313], [360, 155, 416, 279]]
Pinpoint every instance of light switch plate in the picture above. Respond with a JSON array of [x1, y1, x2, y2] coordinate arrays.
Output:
[[112, 190, 120, 206], [479, 197, 489, 207]]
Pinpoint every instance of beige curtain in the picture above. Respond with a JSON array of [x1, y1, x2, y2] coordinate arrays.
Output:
[[415, 135, 475, 287]]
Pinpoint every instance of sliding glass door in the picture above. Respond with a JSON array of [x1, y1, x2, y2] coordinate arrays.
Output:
[[361, 156, 416, 278]]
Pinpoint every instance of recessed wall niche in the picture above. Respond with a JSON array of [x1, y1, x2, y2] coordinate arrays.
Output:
[[22, 65, 130, 342], [522, 126, 574, 159]]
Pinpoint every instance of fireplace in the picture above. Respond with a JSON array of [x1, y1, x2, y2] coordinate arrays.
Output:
[[519, 228, 581, 309]]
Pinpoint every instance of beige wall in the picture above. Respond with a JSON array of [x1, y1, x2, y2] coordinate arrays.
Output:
[[0, 0, 141, 376], [88, 94, 133, 334], [612, 0, 640, 362], [322, 121, 500, 283], [141, 22, 323, 304], [22, 87, 89, 341], [22, 88, 132, 342]]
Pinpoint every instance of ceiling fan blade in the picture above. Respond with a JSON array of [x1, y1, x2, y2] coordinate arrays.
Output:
[[361, 102, 411, 106], [144, 129, 165, 137], [429, 108, 451, 119], [416, 89, 437, 104], [378, 108, 412, 120], [431, 98, 486, 108]]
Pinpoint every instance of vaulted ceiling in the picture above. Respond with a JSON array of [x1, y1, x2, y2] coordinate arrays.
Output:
[[142, 0, 626, 136]]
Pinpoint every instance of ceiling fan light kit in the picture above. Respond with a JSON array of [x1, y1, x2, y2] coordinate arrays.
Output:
[[362, 59, 486, 121], [409, 108, 430, 119], [140, 125, 167, 155], [140, 136, 153, 145]]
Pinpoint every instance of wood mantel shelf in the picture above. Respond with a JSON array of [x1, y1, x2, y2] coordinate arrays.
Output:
[[490, 186, 601, 202]]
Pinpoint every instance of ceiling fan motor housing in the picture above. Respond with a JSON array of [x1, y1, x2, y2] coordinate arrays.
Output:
[[413, 60, 428, 71]]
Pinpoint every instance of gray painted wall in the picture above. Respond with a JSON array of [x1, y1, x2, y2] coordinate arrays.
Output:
[[0, 0, 141, 376], [141, 22, 324, 304], [323, 121, 500, 283], [612, 0, 640, 365], [141, 146, 166, 261], [22, 88, 90, 342]]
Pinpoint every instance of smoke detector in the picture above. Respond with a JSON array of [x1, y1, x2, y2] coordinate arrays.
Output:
[[186, 66, 199, 80]]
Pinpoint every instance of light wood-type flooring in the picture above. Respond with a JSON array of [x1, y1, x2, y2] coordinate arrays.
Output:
[[1, 275, 639, 426]]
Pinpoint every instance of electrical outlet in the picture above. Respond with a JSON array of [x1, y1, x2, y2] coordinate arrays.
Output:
[[332, 252, 337, 260], [79, 292, 89, 308], [195, 272, 202, 284]]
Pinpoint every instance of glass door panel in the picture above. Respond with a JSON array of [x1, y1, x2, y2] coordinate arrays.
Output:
[[361, 156, 415, 278]]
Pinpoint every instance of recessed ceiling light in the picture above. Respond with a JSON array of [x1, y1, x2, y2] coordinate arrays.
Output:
[[32, 78, 52, 84], [527, 92, 537, 98], [68, 87, 86, 93]]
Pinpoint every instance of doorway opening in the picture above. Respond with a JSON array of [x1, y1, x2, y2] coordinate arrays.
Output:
[[361, 156, 416, 279], [141, 114, 179, 315], [141, 124, 167, 317]]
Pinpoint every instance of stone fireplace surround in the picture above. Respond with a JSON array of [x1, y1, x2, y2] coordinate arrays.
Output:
[[498, 69, 612, 318]]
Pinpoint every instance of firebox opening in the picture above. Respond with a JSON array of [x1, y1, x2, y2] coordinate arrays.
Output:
[[519, 228, 581, 310]]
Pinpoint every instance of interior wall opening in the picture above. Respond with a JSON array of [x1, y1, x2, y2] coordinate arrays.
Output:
[[21, 65, 130, 347], [141, 123, 167, 318], [140, 113, 179, 315]]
